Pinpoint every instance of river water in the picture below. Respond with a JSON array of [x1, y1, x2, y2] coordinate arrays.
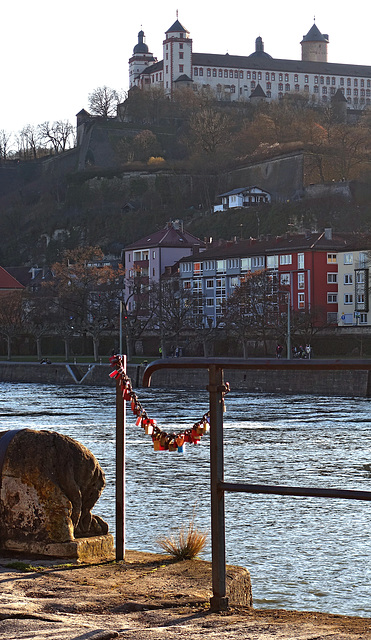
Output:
[[1, 381, 371, 617]]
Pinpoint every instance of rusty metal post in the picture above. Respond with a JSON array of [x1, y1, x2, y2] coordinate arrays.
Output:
[[116, 354, 126, 561], [208, 364, 229, 612]]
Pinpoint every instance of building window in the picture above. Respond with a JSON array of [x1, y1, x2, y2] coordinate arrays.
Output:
[[183, 280, 191, 289], [224, 70, 228, 78], [206, 279, 214, 288], [247, 71, 251, 79], [314, 86, 319, 93], [251, 81, 256, 89], [285, 83, 290, 92], [199, 68, 203, 76], [252, 71, 256, 79], [179, 43, 183, 49], [179, 65, 183, 73], [216, 260, 226, 272], [206, 298, 214, 307], [266, 72, 270, 81], [271, 73, 275, 81], [252, 256, 264, 268], [280, 254, 292, 265], [298, 293, 305, 309], [267, 82, 271, 89], [322, 86, 327, 94], [166, 66, 168, 74], [233, 70, 238, 78], [179, 52, 184, 59], [320, 76, 324, 84], [285, 74, 289, 82], [227, 258, 239, 269], [326, 76, 330, 85], [294, 74, 298, 82], [332, 77, 336, 85], [360, 313, 368, 324], [278, 83, 283, 91], [340, 77, 344, 86], [314, 76, 318, 84], [279, 73, 283, 81], [327, 253, 337, 263], [295, 84, 300, 91], [298, 253, 304, 269], [218, 69, 223, 77], [267, 90, 271, 98], [193, 262, 202, 274], [213, 69, 217, 77], [241, 257, 252, 271], [298, 273, 305, 289], [327, 293, 338, 303], [305, 75, 309, 83], [327, 312, 338, 323], [344, 253, 353, 264], [327, 273, 338, 283], [347, 78, 351, 86], [344, 294, 353, 304], [280, 273, 290, 285], [267, 255, 278, 269]]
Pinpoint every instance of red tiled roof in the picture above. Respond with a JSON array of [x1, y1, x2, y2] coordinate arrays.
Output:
[[0, 266, 25, 290]]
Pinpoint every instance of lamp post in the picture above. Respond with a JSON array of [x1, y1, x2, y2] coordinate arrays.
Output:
[[119, 300, 123, 355]]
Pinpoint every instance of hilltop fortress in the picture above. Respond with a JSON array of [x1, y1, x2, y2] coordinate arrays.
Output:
[[129, 18, 371, 110]]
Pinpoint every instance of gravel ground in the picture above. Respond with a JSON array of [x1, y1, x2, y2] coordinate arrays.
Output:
[[1, 551, 371, 640]]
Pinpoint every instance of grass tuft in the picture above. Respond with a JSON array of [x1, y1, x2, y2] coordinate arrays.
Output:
[[157, 517, 208, 561]]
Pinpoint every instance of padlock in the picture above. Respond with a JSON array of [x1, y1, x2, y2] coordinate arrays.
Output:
[[177, 443, 185, 453], [145, 423, 153, 435], [153, 439, 165, 451], [136, 415, 142, 427], [168, 440, 177, 452]]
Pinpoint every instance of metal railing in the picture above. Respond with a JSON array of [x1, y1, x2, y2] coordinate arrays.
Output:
[[142, 357, 371, 611]]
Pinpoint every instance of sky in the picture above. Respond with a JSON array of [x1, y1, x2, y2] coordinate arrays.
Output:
[[2, 0, 371, 139]]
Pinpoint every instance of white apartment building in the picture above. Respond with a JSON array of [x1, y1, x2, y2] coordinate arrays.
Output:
[[337, 249, 370, 326], [129, 20, 371, 110]]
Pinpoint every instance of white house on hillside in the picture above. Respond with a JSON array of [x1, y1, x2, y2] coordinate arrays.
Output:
[[213, 186, 271, 212]]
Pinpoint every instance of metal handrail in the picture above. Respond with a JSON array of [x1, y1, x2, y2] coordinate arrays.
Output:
[[142, 357, 371, 612]]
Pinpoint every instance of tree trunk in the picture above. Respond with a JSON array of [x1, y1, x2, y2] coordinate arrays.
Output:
[[64, 338, 70, 361], [93, 337, 99, 362], [36, 337, 42, 361], [7, 335, 11, 361], [242, 340, 248, 359]]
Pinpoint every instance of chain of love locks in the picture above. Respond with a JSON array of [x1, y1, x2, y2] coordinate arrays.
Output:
[[109, 354, 230, 453]]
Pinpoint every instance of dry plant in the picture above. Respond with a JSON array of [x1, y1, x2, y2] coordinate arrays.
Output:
[[157, 516, 208, 560]]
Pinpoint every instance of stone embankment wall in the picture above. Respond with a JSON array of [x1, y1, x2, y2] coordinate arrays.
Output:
[[0, 362, 370, 396]]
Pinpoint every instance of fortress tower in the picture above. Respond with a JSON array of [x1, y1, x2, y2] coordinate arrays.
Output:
[[162, 19, 192, 97], [301, 23, 329, 63], [129, 30, 157, 88]]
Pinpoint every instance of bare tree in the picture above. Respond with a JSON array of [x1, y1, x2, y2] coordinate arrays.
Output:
[[88, 86, 121, 117], [0, 129, 12, 161], [19, 124, 42, 159], [38, 120, 74, 154], [0, 292, 24, 360]]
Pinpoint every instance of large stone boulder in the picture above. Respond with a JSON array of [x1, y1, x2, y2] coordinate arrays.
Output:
[[0, 429, 110, 554]]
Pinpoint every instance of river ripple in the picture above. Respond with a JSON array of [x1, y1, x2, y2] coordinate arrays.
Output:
[[1, 382, 371, 617]]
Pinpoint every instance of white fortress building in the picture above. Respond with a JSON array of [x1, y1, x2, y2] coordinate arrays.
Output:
[[129, 18, 371, 109]]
